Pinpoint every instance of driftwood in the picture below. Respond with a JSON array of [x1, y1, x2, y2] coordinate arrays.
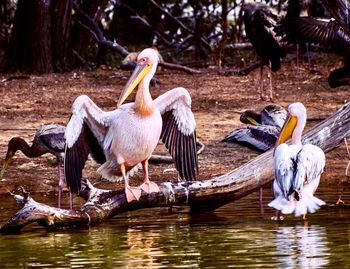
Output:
[[1, 103, 349, 232]]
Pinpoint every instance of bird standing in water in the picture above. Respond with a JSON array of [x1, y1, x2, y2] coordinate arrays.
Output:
[[0, 124, 72, 208], [64, 48, 198, 202], [268, 102, 325, 219]]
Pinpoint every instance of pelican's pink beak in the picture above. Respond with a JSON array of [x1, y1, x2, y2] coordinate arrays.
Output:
[[275, 113, 297, 146], [117, 62, 152, 107]]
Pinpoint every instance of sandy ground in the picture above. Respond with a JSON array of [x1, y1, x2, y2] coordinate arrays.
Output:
[[0, 51, 349, 206]]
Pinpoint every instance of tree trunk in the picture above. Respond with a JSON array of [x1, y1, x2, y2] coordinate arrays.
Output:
[[1, 102, 350, 232], [51, 0, 73, 72], [2, 0, 52, 73], [2, 0, 76, 73]]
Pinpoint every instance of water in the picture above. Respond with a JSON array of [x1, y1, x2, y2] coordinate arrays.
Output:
[[1, 184, 350, 268]]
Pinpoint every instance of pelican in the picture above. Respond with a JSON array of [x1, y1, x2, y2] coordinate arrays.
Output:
[[222, 104, 287, 152], [268, 102, 325, 219], [64, 48, 198, 202], [0, 124, 72, 208]]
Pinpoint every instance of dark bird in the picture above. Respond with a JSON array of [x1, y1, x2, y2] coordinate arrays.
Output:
[[277, 0, 314, 67], [222, 104, 287, 152], [64, 48, 198, 203], [276, 0, 350, 87], [243, 2, 285, 101], [0, 124, 72, 208]]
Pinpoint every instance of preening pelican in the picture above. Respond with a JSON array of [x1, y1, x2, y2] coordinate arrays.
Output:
[[268, 102, 325, 219], [0, 124, 72, 208], [222, 104, 287, 152], [64, 48, 198, 202]]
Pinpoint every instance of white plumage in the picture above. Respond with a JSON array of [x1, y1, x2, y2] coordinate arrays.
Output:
[[268, 102, 325, 217], [64, 48, 198, 202]]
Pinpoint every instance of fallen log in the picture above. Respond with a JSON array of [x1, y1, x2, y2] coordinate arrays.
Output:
[[1, 103, 349, 232]]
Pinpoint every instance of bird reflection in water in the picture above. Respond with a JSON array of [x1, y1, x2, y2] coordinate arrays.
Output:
[[274, 224, 330, 268], [123, 228, 162, 268]]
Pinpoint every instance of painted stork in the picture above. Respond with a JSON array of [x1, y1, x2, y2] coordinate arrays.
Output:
[[243, 2, 285, 101], [276, 0, 350, 87], [0, 124, 72, 208], [222, 104, 287, 152], [268, 102, 325, 219], [64, 48, 198, 203]]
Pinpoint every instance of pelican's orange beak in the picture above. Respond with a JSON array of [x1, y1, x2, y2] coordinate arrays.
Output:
[[117, 62, 152, 107], [275, 113, 297, 146]]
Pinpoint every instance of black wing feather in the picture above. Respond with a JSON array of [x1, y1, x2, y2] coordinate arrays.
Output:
[[64, 122, 106, 194], [160, 111, 198, 181]]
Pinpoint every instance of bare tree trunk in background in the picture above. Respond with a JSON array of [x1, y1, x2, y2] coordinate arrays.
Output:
[[2, 0, 52, 73], [2, 0, 75, 73], [51, 0, 73, 72]]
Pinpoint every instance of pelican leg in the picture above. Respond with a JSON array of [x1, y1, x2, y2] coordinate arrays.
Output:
[[121, 163, 141, 202], [140, 159, 160, 194], [271, 210, 283, 221], [57, 158, 62, 209]]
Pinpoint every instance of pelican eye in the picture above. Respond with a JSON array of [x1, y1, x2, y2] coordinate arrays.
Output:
[[138, 57, 148, 65]]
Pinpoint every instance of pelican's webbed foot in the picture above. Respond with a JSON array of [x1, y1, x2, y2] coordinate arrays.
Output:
[[126, 186, 142, 202], [140, 181, 160, 194]]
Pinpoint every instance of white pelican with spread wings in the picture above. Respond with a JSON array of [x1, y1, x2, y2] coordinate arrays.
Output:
[[64, 48, 198, 202]]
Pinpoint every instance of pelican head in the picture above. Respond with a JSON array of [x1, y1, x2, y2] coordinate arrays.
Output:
[[275, 102, 306, 146], [117, 48, 160, 107]]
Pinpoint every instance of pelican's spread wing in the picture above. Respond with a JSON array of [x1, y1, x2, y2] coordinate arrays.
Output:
[[64, 95, 116, 193], [154, 87, 198, 181]]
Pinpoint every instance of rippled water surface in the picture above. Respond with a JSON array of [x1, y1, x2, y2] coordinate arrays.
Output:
[[1, 183, 350, 268]]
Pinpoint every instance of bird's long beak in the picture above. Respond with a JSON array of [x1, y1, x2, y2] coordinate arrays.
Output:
[[275, 113, 297, 146], [0, 153, 13, 180], [117, 63, 152, 107], [245, 116, 261, 126]]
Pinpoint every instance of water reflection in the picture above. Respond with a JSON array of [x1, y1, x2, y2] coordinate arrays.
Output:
[[274, 224, 330, 268], [1, 184, 350, 268], [122, 227, 164, 268]]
